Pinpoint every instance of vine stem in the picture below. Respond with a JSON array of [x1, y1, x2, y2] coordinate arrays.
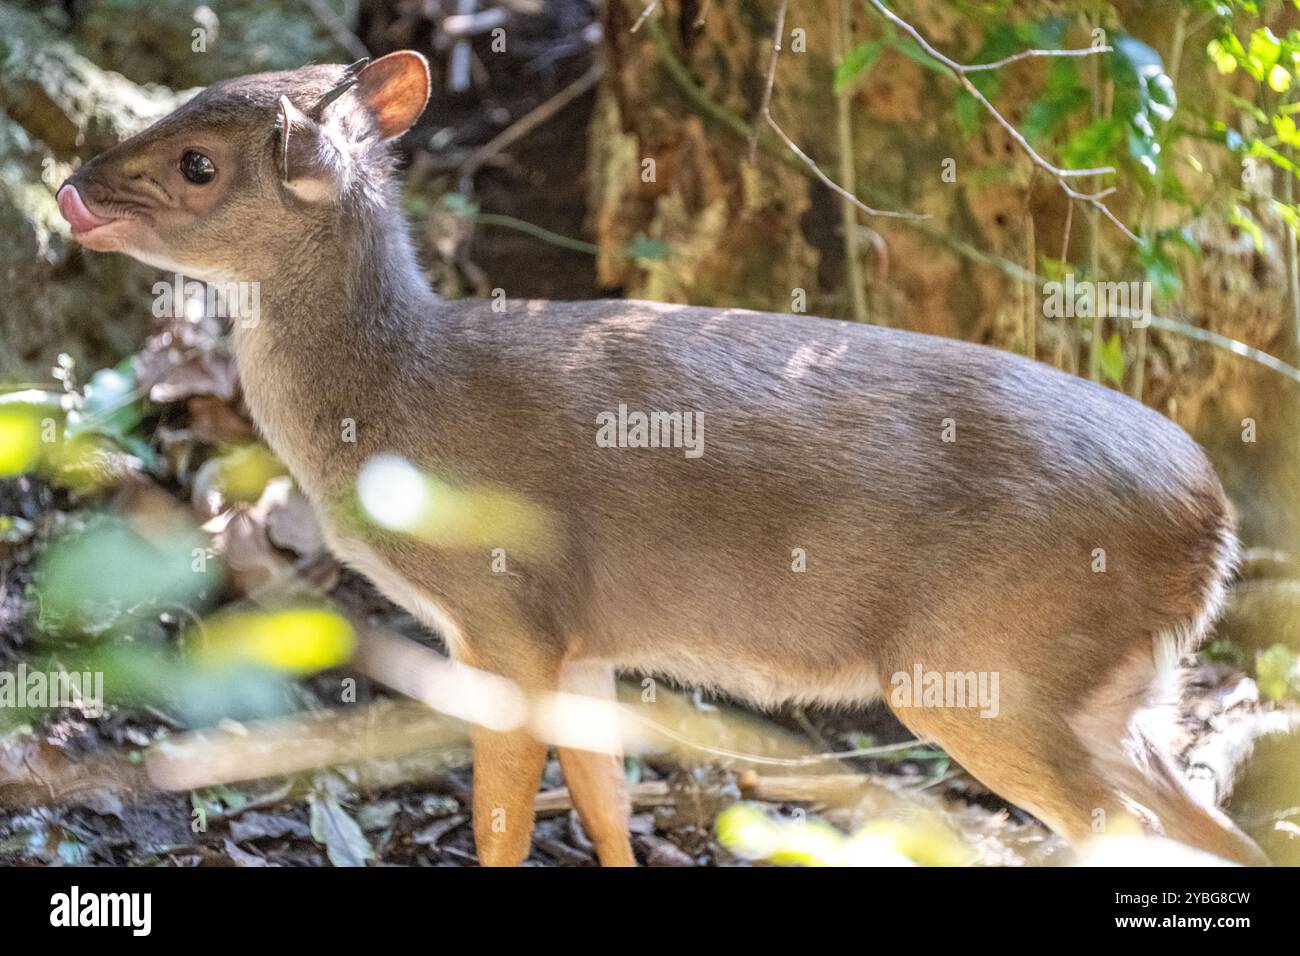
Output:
[[832, 0, 871, 322]]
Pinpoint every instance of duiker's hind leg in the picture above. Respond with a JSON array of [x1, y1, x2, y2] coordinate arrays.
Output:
[[1090, 735, 1267, 865], [883, 698, 1120, 849], [884, 653, 1268, 864], [1069, 647, 1268, 865]]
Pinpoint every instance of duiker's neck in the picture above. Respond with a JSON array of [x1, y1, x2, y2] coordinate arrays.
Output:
[[253, 190, 434, 342], [231, 186, 441, 494]]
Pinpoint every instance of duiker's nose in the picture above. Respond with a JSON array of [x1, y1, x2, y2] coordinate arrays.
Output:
[[56, 183, 115, 235]]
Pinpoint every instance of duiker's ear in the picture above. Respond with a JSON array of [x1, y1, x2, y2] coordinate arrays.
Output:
[[353, 51, 430, 141], [278, 96, 344, 202]]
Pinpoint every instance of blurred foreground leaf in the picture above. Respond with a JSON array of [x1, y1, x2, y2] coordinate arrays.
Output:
[[716, 802, 976, 867], [1256, 644, 1300, 703], [192, 607, 355, 675], [0, 402, 43, 477], [34, 514, 219, 638]]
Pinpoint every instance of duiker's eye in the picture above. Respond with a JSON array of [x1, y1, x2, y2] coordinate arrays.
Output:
[[180, 150, 216, 184]]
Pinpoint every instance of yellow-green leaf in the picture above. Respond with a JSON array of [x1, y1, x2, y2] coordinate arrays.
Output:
[[193, 607, 356, 674]]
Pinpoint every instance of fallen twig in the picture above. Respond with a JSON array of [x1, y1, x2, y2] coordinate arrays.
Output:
[[534, 773, 909, 818]]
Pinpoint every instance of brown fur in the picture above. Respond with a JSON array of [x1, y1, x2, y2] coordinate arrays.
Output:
[[61, 52, 1266, 865]]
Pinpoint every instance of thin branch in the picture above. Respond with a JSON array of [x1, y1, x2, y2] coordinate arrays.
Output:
[[1141, 314, 1300, 386], [962, 45, 1113, 72], [765, 115, 926, 219], [473, 213, 599, 255], [867, 0, 1136, 242], [834, 0, 870, 322], [441, 8, 508, 39], [1086, 17, 1107, 382], [625, 711, 933, 767], [302, 0, 369, 61], [448, 0, 478, 94], [750, 0, 789, 162], [757, 0, 922, 220], [1023, 167, 1038, 356], [1060, 197, 1077, 372], [459, 61, 603, 187], [630, 0, 661, 33], [1060, 198, 1075, 263]]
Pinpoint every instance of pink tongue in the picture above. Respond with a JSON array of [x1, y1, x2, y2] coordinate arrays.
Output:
[[56, 185, 113, 233]]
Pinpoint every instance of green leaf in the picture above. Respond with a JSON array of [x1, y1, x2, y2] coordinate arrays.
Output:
[[1271, 198, 1300, 232], [35, 515, 217, 637], [80, 366, 142, 437], [1108, 34, 1176, 177], [193, 607, 356, 675], [1248, 137, 1300, 175], [1022, 59, 1088, 142], [886, 35, 947, 74], [1255, 644, 1300, 702], [57, 835, 90, 865], [1038, 256, 1069, 282], [1226, 93, 1268, 123], [835, 39, 883, 94], [1207, 37, 1239, 75], [1060, 118, 1125, 169], [1228, 205, 1265, 252], [1246, 27, 1283, 79], [1274, 114, 1300, 148], [954, 90, 981, 138], [1137, 231, 1190, 301], [1098, 332, 1125, 385], [440, 193, 479, 217]]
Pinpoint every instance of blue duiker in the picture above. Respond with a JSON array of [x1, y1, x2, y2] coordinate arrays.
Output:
[[57, 51, 1266, 866]]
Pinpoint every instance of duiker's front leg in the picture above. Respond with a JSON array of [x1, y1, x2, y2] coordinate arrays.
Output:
[[470, 724, 550, 866], [555, 661, 635, 866], [457, 624, 560, 867]]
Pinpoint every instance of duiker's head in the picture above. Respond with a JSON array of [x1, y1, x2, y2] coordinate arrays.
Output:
[[57, 52, 430, 283]]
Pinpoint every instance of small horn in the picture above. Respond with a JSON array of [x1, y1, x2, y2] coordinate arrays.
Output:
[[313, 57, 372, 116]]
